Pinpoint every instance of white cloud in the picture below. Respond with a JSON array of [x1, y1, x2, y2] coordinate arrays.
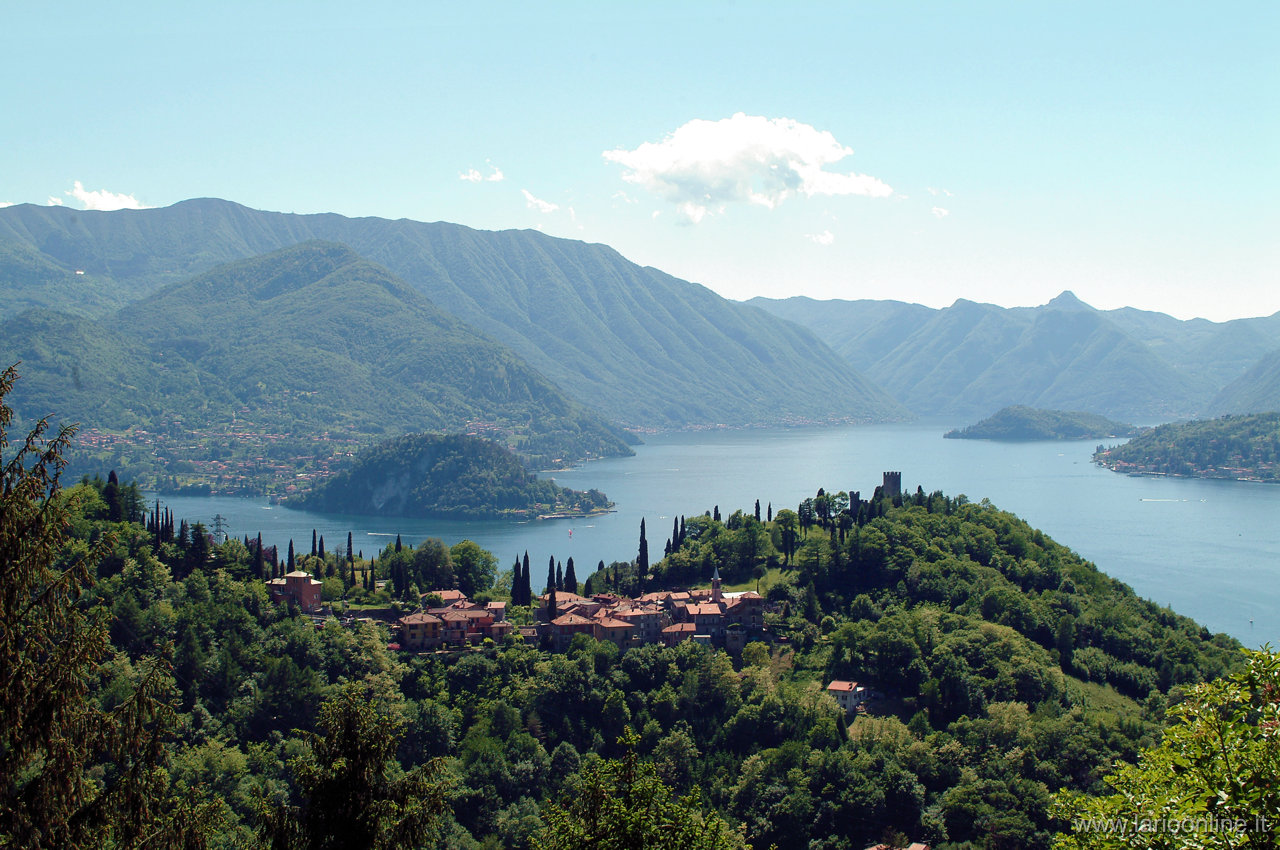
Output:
[[461, 162, 504, 183], [0, 201, 13, 208], [931, 206, 950, 218], [805, 230, 835, 245], [603, 113, 891, 222], [927, 187, 954, 197], [65, 181, 148, 211], [47, 196, 64, 206], [522, 189, 559, 214]]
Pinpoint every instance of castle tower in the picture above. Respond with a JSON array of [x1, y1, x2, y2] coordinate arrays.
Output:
[[882, 471, 902, 497]]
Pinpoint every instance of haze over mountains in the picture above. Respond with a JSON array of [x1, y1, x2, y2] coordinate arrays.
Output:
[[751, 292, 1280, 421], [0, 199, 903, 432], [1, 197, 1276, 480]]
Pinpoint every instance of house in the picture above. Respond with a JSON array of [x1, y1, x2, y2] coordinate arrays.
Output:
[[661, 622, 698, 647], [485, 600, 507, 621], [267, 570, 323, 613], [397, 612, 443, 650], [550, 613, 596, 651], [594, 616, 634, 650], [827, 680, 870, 715]]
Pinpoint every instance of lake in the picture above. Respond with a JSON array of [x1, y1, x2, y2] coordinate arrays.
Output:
[[157, 422, 1280, 647]]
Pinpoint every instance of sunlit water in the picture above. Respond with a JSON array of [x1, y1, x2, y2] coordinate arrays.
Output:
[[157, 422, 1280, 647]]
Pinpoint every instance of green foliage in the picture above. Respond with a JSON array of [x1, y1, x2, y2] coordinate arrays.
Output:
[[296, 432, 610, 520], [537, 729, 747, 850], [0, 365, 223, 847], [1097, 412, 1280, 482], [1053, 648, 1280, 849], [946, 405, 1137, 441], [256, 680, 448, 850]]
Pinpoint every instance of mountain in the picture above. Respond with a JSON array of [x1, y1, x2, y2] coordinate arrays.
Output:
[[944, 405, 1138, 441], [294, 432, 611, 519], [749, 291, 1275, 421], [0, 199, 906, 429], [1207, 348, 1280, 415], [0, 241, 633, 474]]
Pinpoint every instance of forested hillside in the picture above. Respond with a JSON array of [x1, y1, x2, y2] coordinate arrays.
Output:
[[0, 242, 632, 489], [945, 406, 1137, 441], [296, 433, 611, 519], [0, 199, 905, 429], [1095, 411, 1280, 483], [7, 345, 1247, 849]]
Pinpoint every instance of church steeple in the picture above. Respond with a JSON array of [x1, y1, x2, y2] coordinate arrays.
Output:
[[711, 565, 722, 604]]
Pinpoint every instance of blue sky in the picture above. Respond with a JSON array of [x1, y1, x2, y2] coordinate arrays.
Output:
[[4, 1, 1276, 321]]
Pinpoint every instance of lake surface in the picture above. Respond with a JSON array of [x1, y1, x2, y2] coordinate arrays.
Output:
[[158, 422, 1280, 647]]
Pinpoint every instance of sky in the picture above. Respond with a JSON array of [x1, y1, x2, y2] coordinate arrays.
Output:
[[3, 1, 1277, 322]]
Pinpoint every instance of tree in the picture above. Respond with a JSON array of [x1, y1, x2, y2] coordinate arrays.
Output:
[[638, 518, 649, 579], [774, 509, 799, 565], [1053, 647, 1280, 849], [0, 364, 221, 847], [450, 540, 497, 597], [536, 729, 746, 849], [564, 557, 578, 594], [256, 680, 448, 849]]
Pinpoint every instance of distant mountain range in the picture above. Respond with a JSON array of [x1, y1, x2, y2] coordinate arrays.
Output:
[[3, 198, 1276, 483], [0, 198, 904, 431], [751, 291, 1280, 421]]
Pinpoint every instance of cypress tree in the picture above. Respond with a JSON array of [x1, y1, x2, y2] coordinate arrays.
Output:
[[767, 502, 773, 522], [254, 532, 265, 581], [713, 506, 721, 523], [522, 551, 532, 605], [395, 534, 402, 554], [288, 539, 295, 571], [637, 518, 649, 578], [546, 557, 556, 596], [679, 516, 686, 546], [311, 529, 318, 557], [754, 499, 761, 522], [565, 557, 577, 594], [347, 531, 354, 565], [555, 561, 564, 592], [318, 535, 326, 560]]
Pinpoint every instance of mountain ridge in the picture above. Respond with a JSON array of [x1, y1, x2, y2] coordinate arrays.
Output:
[[0, 199, 906, 430]]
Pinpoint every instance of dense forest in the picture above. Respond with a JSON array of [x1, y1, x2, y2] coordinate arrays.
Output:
[[944, 406, 1137, 441], [3, 368, 1272, 849], [1095, 411, 1280, 483], [294, 432, 611, 520]]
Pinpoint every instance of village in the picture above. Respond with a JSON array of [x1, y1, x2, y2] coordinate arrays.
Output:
[[267, 564, 877, 723]]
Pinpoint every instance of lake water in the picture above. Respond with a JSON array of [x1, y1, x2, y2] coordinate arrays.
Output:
[[157, 422, 1280, 648]]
